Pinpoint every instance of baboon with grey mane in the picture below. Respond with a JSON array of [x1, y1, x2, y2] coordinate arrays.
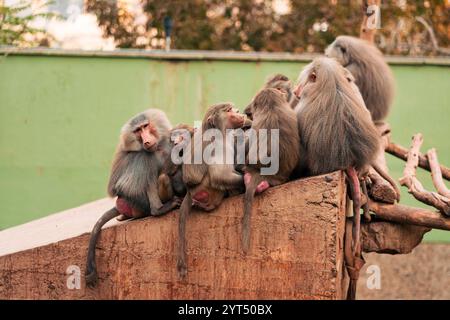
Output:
[[294, 56, 399, 300], [85, 109, 180, 287], [325, 35, 395, 122], [294, 56, 399, 203]]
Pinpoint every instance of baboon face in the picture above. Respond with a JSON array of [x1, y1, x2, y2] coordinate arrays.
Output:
[[205, 103, 246, 130], [293, 57, 352, 102], [293, 61, 317, 100], [132, 120, 160, 152], [120, 109, 171, 153], [325, 37, 351, 67], [246, 87, 287, 117], [121, 117, 160, 153], [170, 125, 194, 146]]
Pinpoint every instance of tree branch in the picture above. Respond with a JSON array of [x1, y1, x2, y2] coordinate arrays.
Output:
[[368, 200, 450, 231], [360, 0, 381, 43], [386, 141, 450, 181], [427, 148, 450, 198], [398, 134, 450, 215]]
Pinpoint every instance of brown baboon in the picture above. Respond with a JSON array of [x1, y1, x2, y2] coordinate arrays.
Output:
[[85, 109, 180, 287], [241, 88, 300, 253], [294, 57, 390, 177], [325, 35, 395, 122], [264, 73, 299, 109], [158, 124, 195, 202], [293, 58, 400, 296], [177, 103, 248, 278], [244, 74, 298, 119]]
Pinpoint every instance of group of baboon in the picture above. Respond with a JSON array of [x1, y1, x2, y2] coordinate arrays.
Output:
[[85, 35, 398, 286]]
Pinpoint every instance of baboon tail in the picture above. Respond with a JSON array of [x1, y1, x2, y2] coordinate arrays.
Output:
[[85, 207, 120, 287], [177, 193, 191, 279], [242, 178, 258, 254]]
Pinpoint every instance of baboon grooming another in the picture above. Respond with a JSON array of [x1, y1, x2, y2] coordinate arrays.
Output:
[[177, 103, 248, 278], [264, 74, 299, 109], [325, 35, 395, 122], [244, 74, 298, 120], [85, 109, 180, 287], [242, 88, 300, 253]]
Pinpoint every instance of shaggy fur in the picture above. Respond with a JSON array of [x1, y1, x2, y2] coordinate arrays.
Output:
[[325, 35, 395, 121]]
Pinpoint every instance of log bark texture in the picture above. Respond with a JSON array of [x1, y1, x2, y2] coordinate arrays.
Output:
[[0, 172, 347, 300], [361, 220, 430, 254]]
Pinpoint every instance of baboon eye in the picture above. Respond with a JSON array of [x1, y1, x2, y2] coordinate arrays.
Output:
[[309, 72, 317, 82], [341, 47, 346, 53]]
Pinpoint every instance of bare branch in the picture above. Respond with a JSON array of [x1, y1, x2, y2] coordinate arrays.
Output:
[[427, 148, 450, 198], [360, 0, 381, 43], [399, 134, 450, 215], [386, 141, 450, 181], [368, 200, 450, 231]]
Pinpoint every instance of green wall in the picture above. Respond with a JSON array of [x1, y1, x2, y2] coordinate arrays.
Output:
[[0, 53, 449, 242]]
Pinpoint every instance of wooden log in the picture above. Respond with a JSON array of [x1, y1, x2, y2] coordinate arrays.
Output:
[[361, 219, 430, 254], [0, 171, 347, 300], [368, 200, 450, 231], [386, 142, 450, 181]]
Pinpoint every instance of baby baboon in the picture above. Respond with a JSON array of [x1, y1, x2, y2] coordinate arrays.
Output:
[[242, 88, 300, 253], [85, 109, 180, 287], [158, 124, 195, 202], [177, 103, 247, 278], [325, 35, 395, 122]]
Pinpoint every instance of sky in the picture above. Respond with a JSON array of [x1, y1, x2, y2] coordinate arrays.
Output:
[[4, 0, 292, 50], [5, 0, 116, 49]]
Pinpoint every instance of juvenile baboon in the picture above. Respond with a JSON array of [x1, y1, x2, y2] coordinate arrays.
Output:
[[158, 124, 195, 202], [325, 35, 395, 122], [85, 109, 180, 287], [177, 103, 248, 278], [244, 74, 298, 119], [265, 74, 299, 109], [241, 88, 300, 253]]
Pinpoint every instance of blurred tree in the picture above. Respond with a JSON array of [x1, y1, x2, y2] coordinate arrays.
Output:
[[86, 0, 449, 56], [0, 0, 58, 47]]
